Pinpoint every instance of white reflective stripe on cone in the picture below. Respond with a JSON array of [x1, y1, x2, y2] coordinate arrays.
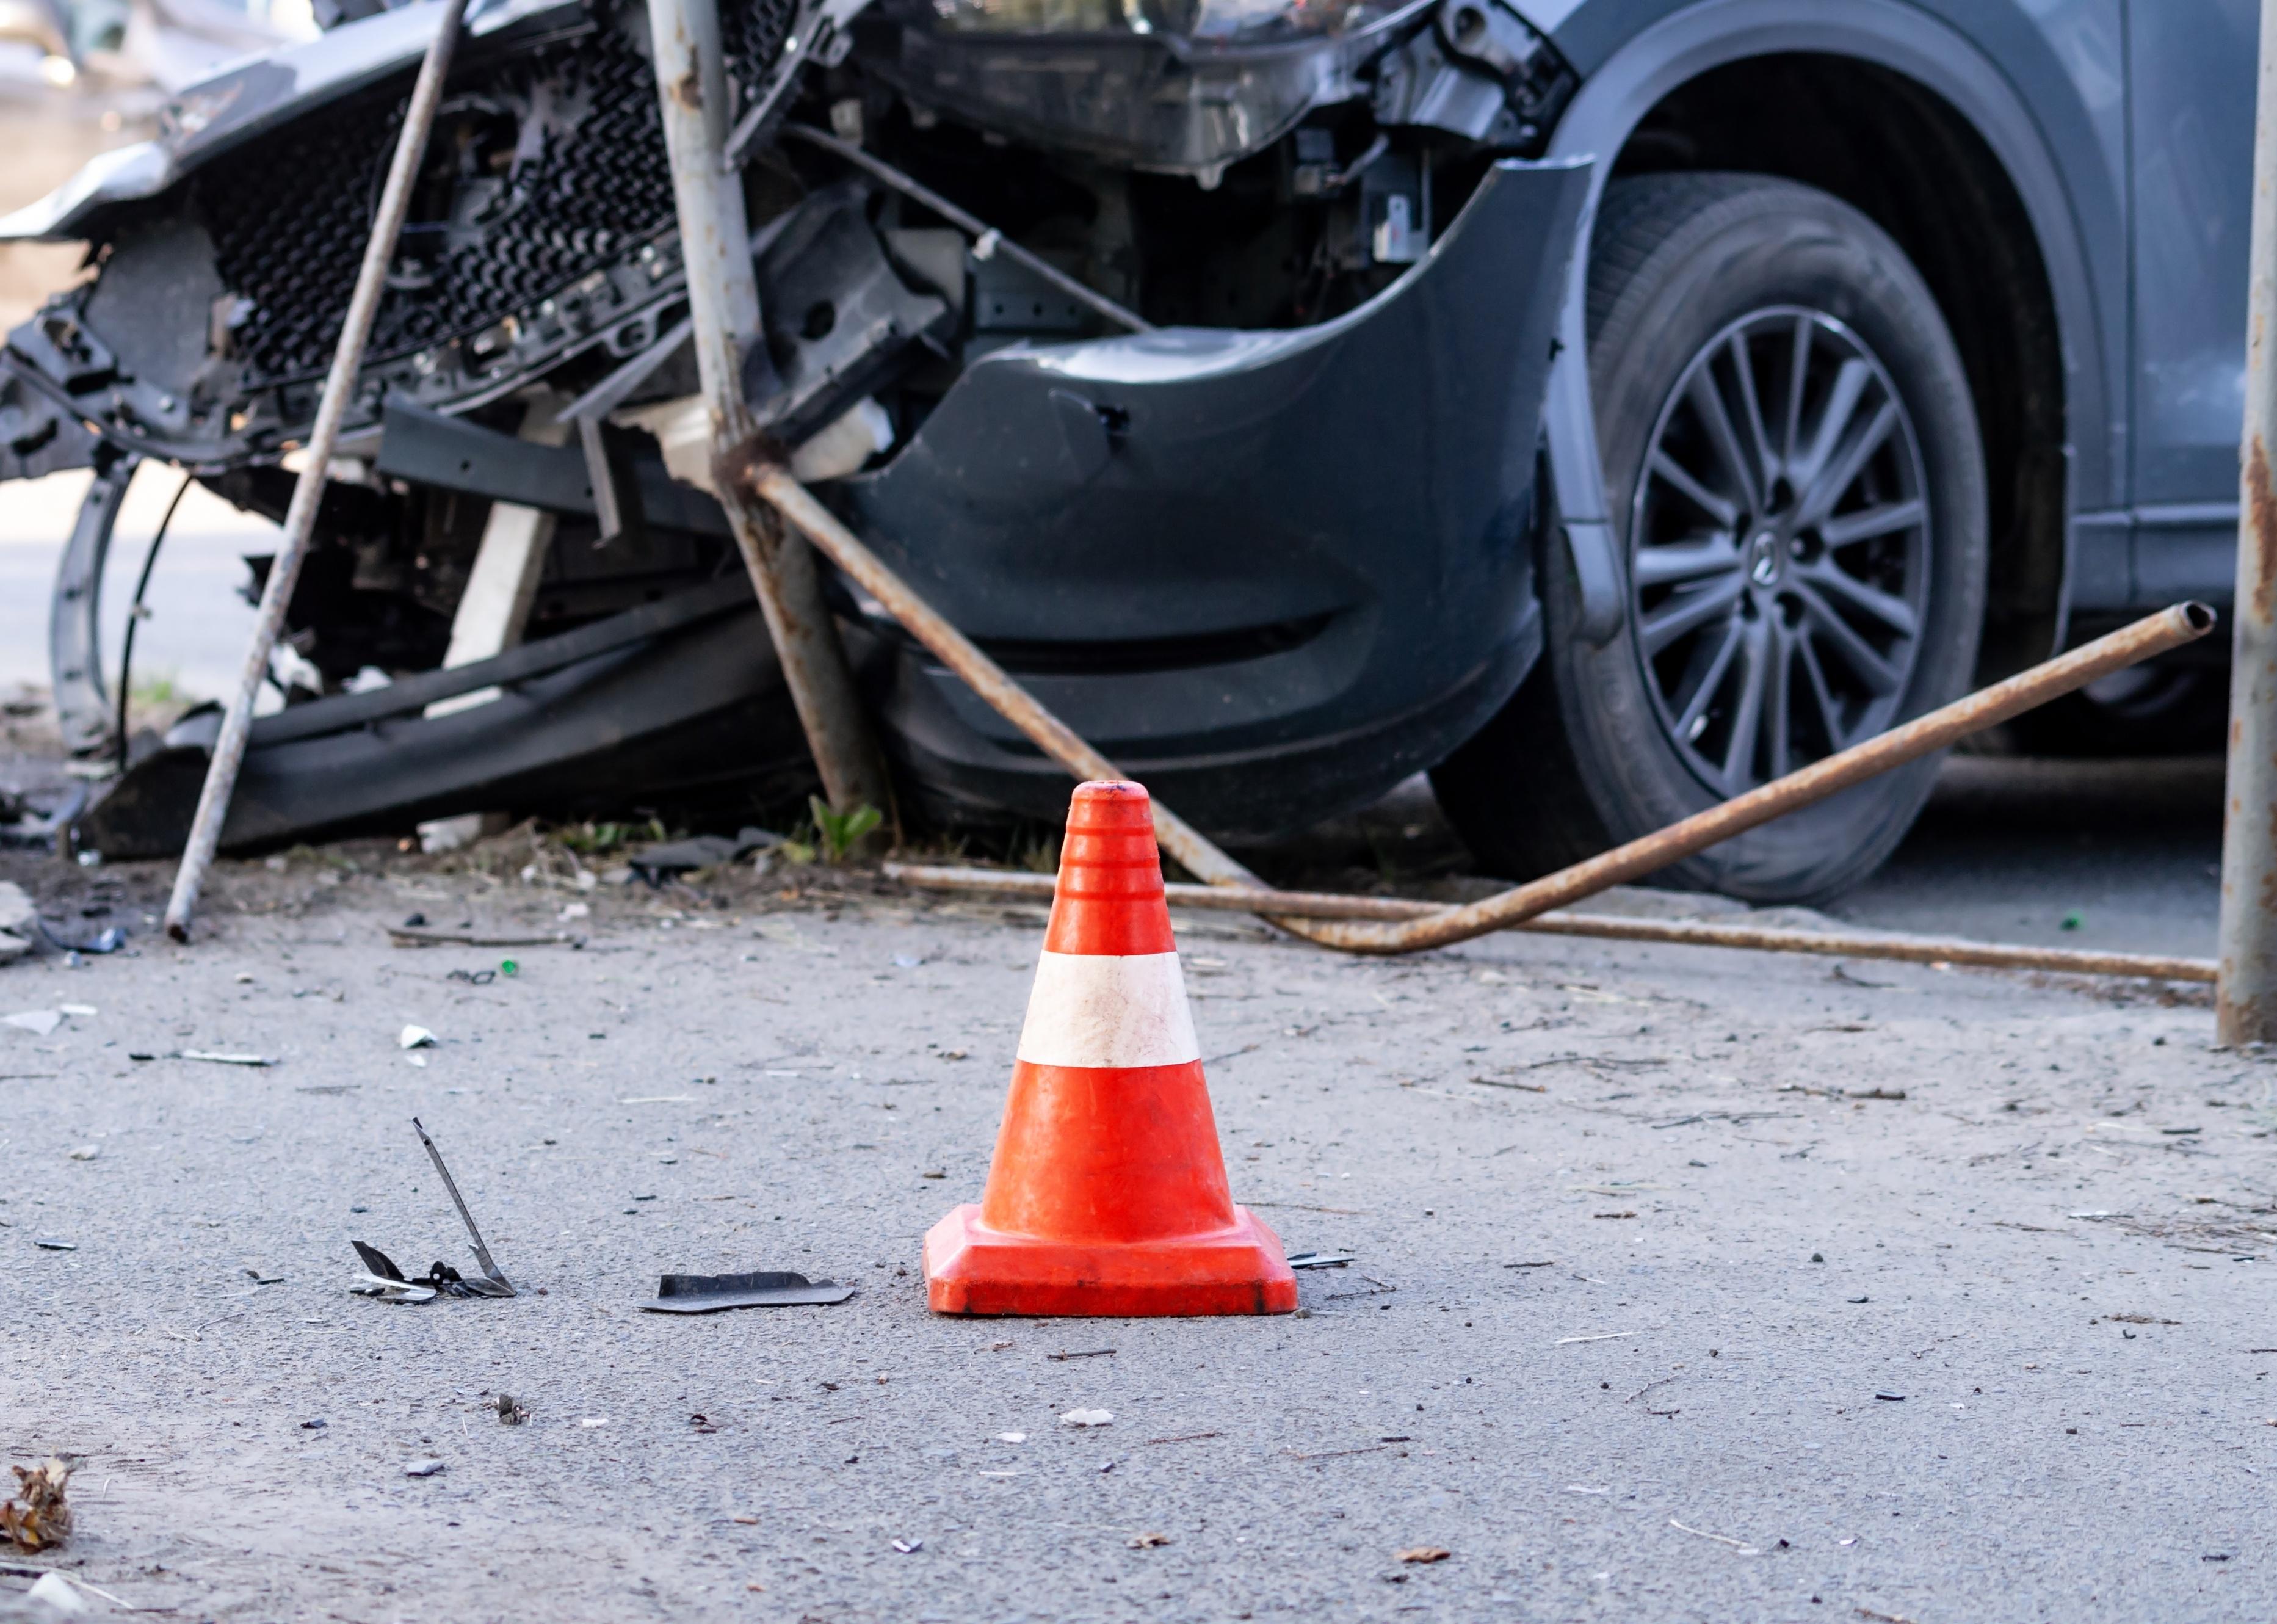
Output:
[[1015, 951, 1201, 1070]]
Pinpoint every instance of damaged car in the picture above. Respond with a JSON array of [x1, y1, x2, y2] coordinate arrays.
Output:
[[0, 0, 2245, 902]]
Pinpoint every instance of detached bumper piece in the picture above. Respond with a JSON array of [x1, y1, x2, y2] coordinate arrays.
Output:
[[74, 577, 814, 860]]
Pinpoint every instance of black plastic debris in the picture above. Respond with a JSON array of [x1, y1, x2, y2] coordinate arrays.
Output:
[[1285, 1251, 1356, 1270], [639, 1271, 853, 1313], [349, 1121, 517, 1303], [629, 827, 780, 885]]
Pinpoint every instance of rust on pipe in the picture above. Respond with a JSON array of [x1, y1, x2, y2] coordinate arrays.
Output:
[[649, 0, 892, 822], [163, 0, 474, 942], [755, 442, 2211, 957], [1270, 601, 2217, 954], [749, 464, 1262, 889], [883, 862, 2216, 984]]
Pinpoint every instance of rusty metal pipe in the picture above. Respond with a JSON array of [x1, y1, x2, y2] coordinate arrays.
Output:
[[882, 862, 2217, 984], [162, 0, 473, 942], [649, 0, 892, 822], [750, 465, 1261, 887], [2217, 0, 2277, 1041], [1273, 602, 2215, 953], [754, 446, 2211, 955]]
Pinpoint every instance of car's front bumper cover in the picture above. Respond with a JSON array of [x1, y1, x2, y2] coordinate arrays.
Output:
[[838, 156, 1591, 838]]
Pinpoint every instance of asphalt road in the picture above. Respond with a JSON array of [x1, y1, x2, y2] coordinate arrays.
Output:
[[0, 839, 2269, 1622]]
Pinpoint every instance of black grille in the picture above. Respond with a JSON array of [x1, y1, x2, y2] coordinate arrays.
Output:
[[198, 1, 795, 388]]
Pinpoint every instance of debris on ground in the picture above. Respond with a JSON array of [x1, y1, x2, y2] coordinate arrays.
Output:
[[1285, 1251, 1356, 1269], [402, 1458, 446, 1478], [1396, 1546, 1450, 1564], [1128, 1531, 1172, 1548], [34, 919, 123, 955], [3, 1010, 60, 1037], [1059, 1409, 1113, 1428], [347, 1123, 516, 1302], [639, 1271, 854, 1312], [2, 1457, 73, 1551], [126, 1049, 275, 1066], [628, 827, 781, 884], [399, 1024, 438, 1050], [24, 1571, 87, 1614], [386, 925, 577, 949], [0, 883, 32, 962], [497, 1394, 529, 1424]]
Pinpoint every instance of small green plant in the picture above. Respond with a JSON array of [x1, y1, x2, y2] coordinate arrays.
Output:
[[809, 796, 883, 863]]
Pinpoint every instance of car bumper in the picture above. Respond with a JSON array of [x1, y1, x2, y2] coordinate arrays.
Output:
[[836, 156, 1590, 838]]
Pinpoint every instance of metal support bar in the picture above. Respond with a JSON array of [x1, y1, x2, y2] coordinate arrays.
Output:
[[2218, 0, 2277, 1042], [647, 0, 892, 821], [750, 465, 1256, 886], [883, 862, 2217, 984], [778, 125, 1155, 336], [162, 0, 472, 942]]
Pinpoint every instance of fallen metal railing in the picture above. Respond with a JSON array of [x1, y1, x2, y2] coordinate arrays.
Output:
[[883, 863, 2217, 984], [750, 459, 2215, 966]]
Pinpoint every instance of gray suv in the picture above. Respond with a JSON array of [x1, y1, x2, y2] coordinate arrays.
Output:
[[0, 0, 2251, 896]]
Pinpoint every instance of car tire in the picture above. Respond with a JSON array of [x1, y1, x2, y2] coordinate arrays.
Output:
[[1434, 172, 1988, 904]]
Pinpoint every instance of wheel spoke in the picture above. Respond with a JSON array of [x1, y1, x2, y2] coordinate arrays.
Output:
[[1634, 532, 1742, 590], [1671, 615, 1747, 736], [1789, 357, 1872, 499], [1797, 560, 1919, 638], [1797, 582, 1900, 696], [1640, 571, 1746, 656], [1762, 619, 1794, 781], [1727, 331, 1776, 501], [1717, 617, 1771, 792], [1782, 314, 1814, 466], [1796, 632, 1847, 750], [1798, 400, 1899, 529], [1686, 365, 1762, 515], [1818, 497, 1926, 548], [1648, 449, 1740, 529]]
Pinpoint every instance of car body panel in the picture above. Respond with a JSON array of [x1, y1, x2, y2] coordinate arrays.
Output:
[[839, 156, 1590, 835], [1527, 0, 2222, 643]]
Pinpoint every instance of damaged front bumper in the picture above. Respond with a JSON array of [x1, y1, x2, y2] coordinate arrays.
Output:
[[840, 156, 1587, 838]]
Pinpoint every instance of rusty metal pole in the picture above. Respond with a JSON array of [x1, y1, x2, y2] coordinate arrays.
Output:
[[646, 0, 892, 819], [2218, 0, 2277, 1042], [162, 0, 472, 942]]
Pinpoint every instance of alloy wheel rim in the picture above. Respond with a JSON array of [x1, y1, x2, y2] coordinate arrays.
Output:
[[1627, 306, 1932, 798]]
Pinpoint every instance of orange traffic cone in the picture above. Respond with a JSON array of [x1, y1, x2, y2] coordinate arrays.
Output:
[[924, 780, 1297, 1316]]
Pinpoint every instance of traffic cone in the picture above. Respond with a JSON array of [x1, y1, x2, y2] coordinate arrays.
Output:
[[924, 780, 1297, 1316]]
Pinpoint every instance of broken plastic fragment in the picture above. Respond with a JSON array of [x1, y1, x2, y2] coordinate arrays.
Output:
[[402, 1458, 446, 1477], [4, 1009, 61, 1036], [400, 1024, 438, 1049], [1285, 1251, 1355, 1269], [639, 1271, 855, 1313], [1059, 1408, 1113, 1428]]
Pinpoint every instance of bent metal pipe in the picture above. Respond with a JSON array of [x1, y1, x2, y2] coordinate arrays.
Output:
[[881, 863, 2217, 984], [749, 461, 2214, 957]]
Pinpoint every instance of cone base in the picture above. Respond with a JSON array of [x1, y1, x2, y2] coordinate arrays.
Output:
[[923, 1203, 1298, 1318]]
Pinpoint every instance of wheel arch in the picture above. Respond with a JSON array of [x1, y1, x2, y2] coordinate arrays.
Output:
[[1537, 0, 2118, 680]]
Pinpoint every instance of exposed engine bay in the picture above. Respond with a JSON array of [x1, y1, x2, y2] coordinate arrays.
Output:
[[1, 0, 1585, 850]]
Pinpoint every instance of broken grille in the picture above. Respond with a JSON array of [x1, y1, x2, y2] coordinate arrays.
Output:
[[197, 0, 795, 388]]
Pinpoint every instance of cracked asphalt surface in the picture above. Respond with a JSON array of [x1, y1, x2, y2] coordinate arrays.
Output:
[[2, 832, 2272, 1623]]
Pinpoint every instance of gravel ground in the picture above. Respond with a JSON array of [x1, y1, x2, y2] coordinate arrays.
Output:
[[2, 833, 2272, 1624]]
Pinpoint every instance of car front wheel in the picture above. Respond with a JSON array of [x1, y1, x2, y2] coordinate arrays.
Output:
[[1435, 171, 1988, 904]]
